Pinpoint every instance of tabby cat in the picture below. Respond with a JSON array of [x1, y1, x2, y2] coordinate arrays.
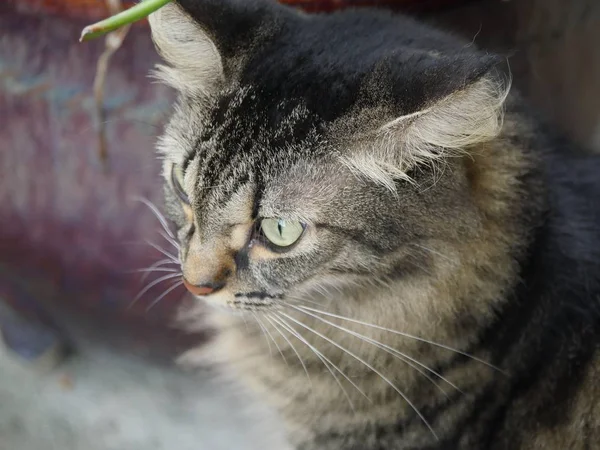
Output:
[[147, 1, 600, 448]]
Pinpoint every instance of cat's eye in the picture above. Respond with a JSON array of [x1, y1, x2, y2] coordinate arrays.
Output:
[[171, 164, 190, 205], [260, 218, 305, 250]]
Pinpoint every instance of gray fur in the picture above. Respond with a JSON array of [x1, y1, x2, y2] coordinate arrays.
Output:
[[148, 2, 600, 449]]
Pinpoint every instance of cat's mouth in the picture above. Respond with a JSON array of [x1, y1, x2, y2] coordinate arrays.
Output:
[[230, 292, 283, 310], [189, 287, 283, 312]]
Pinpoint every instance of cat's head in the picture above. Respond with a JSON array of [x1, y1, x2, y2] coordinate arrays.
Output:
[[148, 0, 513, 315]]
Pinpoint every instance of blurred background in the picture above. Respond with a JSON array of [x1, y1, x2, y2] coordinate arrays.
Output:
[[1, 0, 599, 449]]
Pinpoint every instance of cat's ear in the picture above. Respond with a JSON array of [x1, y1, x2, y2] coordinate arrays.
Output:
[[148, 3, 224, 97], [148, 0, 275, 97], [343, 56, 510, 191]]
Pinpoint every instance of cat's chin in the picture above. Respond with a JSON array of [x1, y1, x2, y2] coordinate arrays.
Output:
[[190, 292, 243, 316], [203, 299, 245, 316]]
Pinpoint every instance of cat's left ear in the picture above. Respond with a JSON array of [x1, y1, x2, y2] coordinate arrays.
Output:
[[148, 0, 279, 97], [343, 55, 510, 190]]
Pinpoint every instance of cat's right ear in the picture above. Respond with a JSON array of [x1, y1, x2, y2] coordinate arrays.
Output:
[[148, 2, 225, 97]]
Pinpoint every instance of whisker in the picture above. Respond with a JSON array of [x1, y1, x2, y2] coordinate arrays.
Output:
[[291, 297, 323, 307], [132, 196, 175, 239], [242, 314, 250, 331], [256, 313, 288, 366], [130, 272, 182, 307], [253, 313, 273, 357], [271, 314, 365, 411], [279, 312, 437, 440], [159, 230, 180, 251], [295, 305, 503, 374], [146, 280, 184, 312], [145, 240, 179, 263], [140, 258, 179, 283], [288, 304, 461, 397], [127, 267, 180, 274], [265, 314, 312, 386], [313, 284, 331, 299]]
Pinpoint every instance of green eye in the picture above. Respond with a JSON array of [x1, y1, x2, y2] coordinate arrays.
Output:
[[260, 218, 305, 249], [171, 164, 190, 204]]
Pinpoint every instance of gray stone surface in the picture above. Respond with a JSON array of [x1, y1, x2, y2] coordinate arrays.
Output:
[[0, 345, 291, 450]]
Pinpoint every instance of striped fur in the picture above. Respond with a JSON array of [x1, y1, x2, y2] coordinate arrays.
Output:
[[149, 1, 600, 449]]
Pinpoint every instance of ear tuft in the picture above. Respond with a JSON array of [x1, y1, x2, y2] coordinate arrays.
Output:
[[148, 3, 224, 97], [342, 75, 511, 191]]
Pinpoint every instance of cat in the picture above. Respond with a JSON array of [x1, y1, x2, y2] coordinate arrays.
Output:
[[147, 1, 600, 448]]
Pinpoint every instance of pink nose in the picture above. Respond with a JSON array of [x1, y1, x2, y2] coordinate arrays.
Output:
[[182, 277, 222, 296]]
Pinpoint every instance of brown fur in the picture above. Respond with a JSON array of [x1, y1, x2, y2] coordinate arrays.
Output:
[[148, 3, 600, 449]]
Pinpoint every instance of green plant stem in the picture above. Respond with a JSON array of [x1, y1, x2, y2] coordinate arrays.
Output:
[[80, 0, 172, 42]]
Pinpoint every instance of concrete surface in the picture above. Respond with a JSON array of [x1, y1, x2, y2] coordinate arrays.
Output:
[[0, 345, 291, 450]]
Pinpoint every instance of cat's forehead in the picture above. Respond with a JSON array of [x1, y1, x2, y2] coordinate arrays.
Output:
[[185, 145, 339, 236], [174, 88, 332, 221], [201, 86, 320, 149], [161, 84, 325, 170]]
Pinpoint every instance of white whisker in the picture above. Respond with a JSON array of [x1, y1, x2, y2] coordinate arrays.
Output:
[[140, 258, 179, 283], [288, 304, 461, 397], [271, 314, 367, 411], [257, 313, 288, 366], [145, 240, 179, 263], [295, 305, 502, 373], [159, 230, 180, 251], [253, 313, 274, 356], [133, 196, 175, 239], [265, 314, 312, 386], [130, 272, 182, 307], [291, 297, 322, 307], [313, 284, 331, 299], [279, 312, 437, 439], [146, 280, 184, 311], [127, 268, 180, 274]]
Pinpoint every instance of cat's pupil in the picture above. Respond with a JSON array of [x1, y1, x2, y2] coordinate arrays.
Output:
[[277, 220, 285, 236]]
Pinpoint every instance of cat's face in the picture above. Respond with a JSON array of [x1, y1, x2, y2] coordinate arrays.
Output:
[[149, 1, 508, 313]]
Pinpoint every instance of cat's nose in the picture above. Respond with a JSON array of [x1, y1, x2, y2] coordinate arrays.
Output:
[[182, 277, 225, 296]]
